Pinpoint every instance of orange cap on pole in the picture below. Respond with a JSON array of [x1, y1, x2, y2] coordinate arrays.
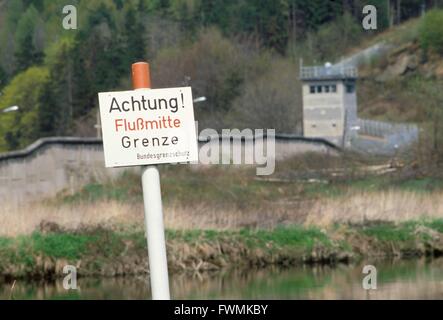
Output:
[[132, 62, 151, 89]]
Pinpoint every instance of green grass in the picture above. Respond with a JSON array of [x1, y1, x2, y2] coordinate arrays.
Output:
[[425, 219, 443, 233], [392, 177, 443, 193], [30, 233, 96, 259], [1, 220, 443, 278], [238, 226, 331, 250], [61, 171, 143, 204], [0, 237, 13, 248], [1, 198, 440, 267], [361, 223, 415, 242], [0, 230, 137, 268], [0, 226, 332, 264], [360, 219, 443, 243], [167, 226, 330, 251], [0, 233, 98, 267]]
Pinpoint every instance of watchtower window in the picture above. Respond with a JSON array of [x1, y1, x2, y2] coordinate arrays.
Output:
[[346, 84, 355, 93], [309, 84, 338, 94]]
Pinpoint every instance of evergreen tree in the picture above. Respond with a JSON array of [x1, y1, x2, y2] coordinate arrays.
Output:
[[68, 3, 126, 119], [43, 37, 78, 135], [0, 67, 7, 91], [37, 81, 58, 137], [14, 5, 43, 72], [124, 4, 147, 64], [236, 0, 289, 53]]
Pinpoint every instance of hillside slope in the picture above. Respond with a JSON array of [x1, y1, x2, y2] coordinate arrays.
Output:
[[355, 18, 443, 124]]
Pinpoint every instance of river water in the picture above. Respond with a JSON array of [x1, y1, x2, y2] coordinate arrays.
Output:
[[1, 258, 443, 300]]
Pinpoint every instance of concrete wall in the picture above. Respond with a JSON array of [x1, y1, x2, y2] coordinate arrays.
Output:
[[0, 138, 128, 204], [343, 80, 358, 147], [0, 136, 338, 204]]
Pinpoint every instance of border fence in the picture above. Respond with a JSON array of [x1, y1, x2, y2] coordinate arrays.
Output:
[[352, 118, 419, 155]]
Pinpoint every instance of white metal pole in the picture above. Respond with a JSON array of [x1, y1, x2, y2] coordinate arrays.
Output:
[[141, 165, 170, 300], [132, 62, 170, 300]]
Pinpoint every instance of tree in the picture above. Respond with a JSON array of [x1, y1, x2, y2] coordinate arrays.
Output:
[[0, 67, 50, 150], [152, 28, 249, 130], [169, 0, 200, 35], [236, 0, 289, 54], [42, 37, 77, 135], [14, 5, 44, 72], [0, 67, 7, 91], [0, 0, 24, 74], [227, 58, 302, 133], [292, 13, 363, 63], [293, 0, 342, 31], [123, 3, 147, 64], [69, 2, 125, 120], [419, 9, 443, 54]]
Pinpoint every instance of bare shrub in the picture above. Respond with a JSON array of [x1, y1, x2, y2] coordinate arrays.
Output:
[[151, 28, 256, 130], [226, 58, 302, 133]]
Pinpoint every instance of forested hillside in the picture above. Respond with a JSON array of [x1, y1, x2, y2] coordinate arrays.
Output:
[[0, 0, 441, 151]]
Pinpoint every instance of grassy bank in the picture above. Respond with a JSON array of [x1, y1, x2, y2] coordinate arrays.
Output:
[[1, 220, 443, 280], [58, 162, 443, 206], [3, 158, 443, 236], [2, 157, 443, 280]]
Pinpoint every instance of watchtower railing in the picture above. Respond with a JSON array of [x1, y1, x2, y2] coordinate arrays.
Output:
[[300, 65, 358, 80]]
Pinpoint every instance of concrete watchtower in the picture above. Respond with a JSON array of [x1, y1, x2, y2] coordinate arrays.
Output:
[[300, 62, 358, 147]]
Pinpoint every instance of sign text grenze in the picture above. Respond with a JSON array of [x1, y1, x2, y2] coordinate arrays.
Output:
[[98, 87, 198, 167]]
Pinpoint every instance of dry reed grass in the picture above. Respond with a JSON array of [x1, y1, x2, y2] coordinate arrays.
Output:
[[0, 201, 143, 237], [304, 190, 443, 227], [1, 190, 443, 237]]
